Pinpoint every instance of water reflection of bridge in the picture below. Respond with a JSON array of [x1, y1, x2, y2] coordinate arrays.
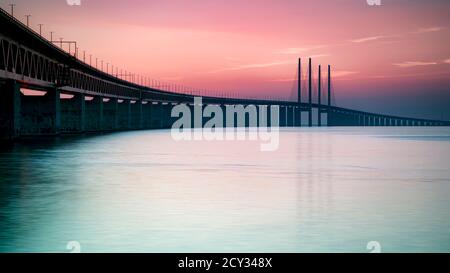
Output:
[[0, 8, 447, 140]]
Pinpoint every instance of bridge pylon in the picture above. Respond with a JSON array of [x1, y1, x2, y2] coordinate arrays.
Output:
[[308, 58, 312, 127]]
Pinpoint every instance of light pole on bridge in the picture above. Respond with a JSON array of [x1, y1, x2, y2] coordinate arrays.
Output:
[[38, 24, 43, 36], [25, 14, 31, 27], [9, 4, 16, 18]]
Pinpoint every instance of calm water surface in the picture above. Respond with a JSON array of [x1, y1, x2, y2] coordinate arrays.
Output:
[[0, 127, 449, 252]]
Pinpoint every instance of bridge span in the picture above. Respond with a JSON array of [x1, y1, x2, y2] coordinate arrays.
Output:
[[0, 8, 448, 140]]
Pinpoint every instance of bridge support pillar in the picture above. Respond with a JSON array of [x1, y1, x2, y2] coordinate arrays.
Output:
[[279, 106, 287, 127], [130, 100, 143, 129], [0, 80, 21, 140], [294, 107, 301, 127], [103, 98, 119, 131], [308, 108, 313, 127], [287, 106, 294, 127], [60, 93, 85, 133], [85, 96, 103, 132], [161, 103, 172, 129], [317, 109, 321, 127], [117, 100, 131, 130], [150, 102, 162, 129], [327, 110, 334, 126], [20, 87, 60, 136], [141, 102, 152, 129]]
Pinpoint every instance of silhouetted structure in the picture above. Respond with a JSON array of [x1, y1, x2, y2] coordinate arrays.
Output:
[[0, 8, 447, 140]]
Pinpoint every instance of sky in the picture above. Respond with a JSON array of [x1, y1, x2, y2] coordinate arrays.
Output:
[[2, 0, 450, 119]]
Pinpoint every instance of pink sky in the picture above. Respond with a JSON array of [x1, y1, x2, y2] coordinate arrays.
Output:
[[3, 0, 450, 119]]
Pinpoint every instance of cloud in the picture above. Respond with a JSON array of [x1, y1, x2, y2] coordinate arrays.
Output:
[[309, 54, 330, 58], [277, 45, 326, 54], [416, 26, 444, 34], [370, 71, 450, 79], [350, 35, 386, 43], [332, 71, 358, 78], [444, 59, 450, 64], [393, 61, 437, 68], [209, 60, 295, 73], [268, 78, 296, 82]]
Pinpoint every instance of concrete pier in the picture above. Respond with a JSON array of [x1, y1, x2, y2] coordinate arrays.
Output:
[[103, 98, 119, 131], [117, 100, 131, 130], [20, 88, 60, 136], [61, 93, 85, 133], [142, 102, 152, 128], [286, 106, 294, 127], [85, 96, 103, 132], [279, 106, 287, 127], [0, 80, 21, 140], [130, 101, 143, 130]]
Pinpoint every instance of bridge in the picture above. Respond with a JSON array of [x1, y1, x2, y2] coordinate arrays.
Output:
[[0, 8, 448, 140]]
